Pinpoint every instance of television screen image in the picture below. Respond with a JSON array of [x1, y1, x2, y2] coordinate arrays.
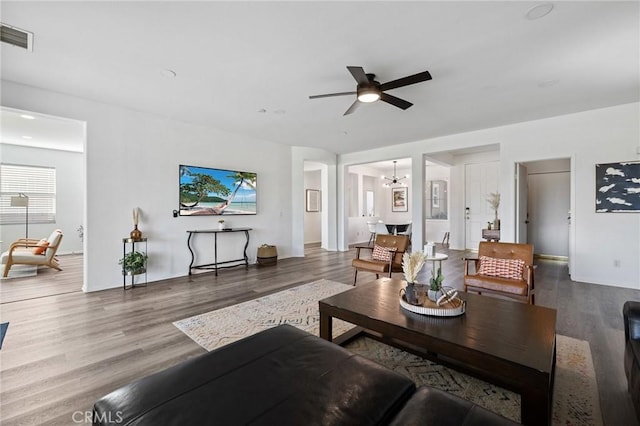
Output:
[[179, 165, 257, 216]]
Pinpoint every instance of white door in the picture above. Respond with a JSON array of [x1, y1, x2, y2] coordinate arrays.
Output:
[[515, 163, 528, 244], [465, 162, 499, 250]]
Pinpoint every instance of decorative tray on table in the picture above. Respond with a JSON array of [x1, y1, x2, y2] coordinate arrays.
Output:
[[400, 294, 466, 317]]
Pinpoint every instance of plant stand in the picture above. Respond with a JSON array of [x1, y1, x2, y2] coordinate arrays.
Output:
[[122, 237, 147, 289]]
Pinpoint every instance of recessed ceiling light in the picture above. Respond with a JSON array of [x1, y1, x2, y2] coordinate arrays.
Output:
[[20, 114, 35, 120], [538, 79, 560, 88], [160, 69, 177, 78], [526, 3, 554, 20], [22, 135, 33, 139]]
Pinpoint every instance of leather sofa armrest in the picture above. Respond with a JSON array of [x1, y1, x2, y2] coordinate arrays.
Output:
[[389, 386, 519, 426], [624, 301, 640, 342]]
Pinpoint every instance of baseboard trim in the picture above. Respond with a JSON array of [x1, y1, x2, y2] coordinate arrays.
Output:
[[534, 254, 568, 262]]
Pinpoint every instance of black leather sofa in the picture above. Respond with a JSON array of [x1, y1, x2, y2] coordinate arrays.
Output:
[[93, 325, 518, 425], [624, 301, 640, 422]]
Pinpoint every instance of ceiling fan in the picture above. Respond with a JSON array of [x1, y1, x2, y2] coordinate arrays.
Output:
[[309, 66, 432, 116]]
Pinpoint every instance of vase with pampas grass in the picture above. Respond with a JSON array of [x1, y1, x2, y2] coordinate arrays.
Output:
[[401, 251, 427, 305], [130, 207, 142, 240], [486, 192, 501, 230]]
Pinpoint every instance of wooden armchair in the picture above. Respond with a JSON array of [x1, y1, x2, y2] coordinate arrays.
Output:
[[1, 229, 63, 277], [352, 234, 410, 285], [464, 241, 535, 304]]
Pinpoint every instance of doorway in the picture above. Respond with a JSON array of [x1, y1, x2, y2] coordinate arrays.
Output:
[[516, 159, 571, 263], [0, 107, 86, 300], [303, 164, 323, 249]]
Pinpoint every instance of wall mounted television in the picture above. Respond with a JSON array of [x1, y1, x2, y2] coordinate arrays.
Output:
[[179, 165, 257, 216]]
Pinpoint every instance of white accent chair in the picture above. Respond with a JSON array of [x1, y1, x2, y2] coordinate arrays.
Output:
[[1, 229, 64, 277], [375, 221, 389, 236], [366, 222, 377, 246]]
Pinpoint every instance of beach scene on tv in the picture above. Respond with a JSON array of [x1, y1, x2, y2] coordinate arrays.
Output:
[[179, 165, 257, 216]]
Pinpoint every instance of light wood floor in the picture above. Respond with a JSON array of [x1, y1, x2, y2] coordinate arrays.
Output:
[[0, 247, 638, 425]]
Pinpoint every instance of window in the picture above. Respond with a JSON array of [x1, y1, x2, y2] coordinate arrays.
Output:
[[0, 163, 56, 224]]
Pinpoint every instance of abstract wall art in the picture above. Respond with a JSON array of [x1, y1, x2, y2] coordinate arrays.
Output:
[[595, 161, 640, 212]]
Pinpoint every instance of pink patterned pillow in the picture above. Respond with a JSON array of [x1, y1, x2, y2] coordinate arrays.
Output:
[[478, 256, 525, 280], [372, 245, 397, 262]]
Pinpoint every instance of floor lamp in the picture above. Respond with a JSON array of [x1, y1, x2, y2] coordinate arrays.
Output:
[[10, 193, 29, 243]]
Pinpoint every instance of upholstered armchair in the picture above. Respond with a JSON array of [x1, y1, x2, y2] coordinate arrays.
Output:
[[624, 301, 640, 422], [464, 241, 535, 304], [1, 229, 64, 277], [352, 234, 410, 285]]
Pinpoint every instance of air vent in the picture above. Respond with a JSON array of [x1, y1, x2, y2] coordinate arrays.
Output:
[[1, 23, 33, 51]]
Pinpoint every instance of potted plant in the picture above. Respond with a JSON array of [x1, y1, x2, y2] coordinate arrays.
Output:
[[119, 251, 147, 275], [428, 267, 444, 302]]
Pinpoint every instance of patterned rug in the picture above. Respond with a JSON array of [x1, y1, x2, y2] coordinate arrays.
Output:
[[174, 279, 602, 425], [0, 322, 8, 349]]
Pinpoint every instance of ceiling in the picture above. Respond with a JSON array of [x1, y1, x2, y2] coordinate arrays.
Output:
[[1, 108, 85, 152], [1, 1, 638, 155]]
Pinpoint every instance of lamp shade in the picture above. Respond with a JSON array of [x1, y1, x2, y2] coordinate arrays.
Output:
[[10, 195, 29, 207]]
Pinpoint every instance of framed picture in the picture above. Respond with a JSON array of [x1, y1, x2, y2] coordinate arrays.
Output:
[[306, 189, 321, 212], [595, 161, 640, 212], [432, 182, 440, 208], [391, 187, 408, 212]]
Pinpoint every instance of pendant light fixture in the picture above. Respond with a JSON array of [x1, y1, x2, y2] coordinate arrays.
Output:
[[382, 160, 408, 187]]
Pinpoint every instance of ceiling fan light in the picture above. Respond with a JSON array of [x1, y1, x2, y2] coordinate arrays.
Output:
[[357, 87, 380, 103]]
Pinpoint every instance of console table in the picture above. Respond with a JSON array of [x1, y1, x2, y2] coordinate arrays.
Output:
[[482, 228, 500, 241], [186, 228, 252, 276]]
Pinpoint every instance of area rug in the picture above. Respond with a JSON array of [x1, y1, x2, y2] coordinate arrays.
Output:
[[0, 322, 9, 349], [174, 279, 602, 425]]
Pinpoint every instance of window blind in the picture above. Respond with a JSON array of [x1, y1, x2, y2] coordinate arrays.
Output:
[[0, 163, 56, 224]]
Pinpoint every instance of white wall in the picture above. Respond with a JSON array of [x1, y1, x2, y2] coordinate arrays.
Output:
[[0, 143, 84, 255], [2, 81, 293, 292], [5, 79, 637, 289], [341, 103, 640, 289], [303, 170, 321, 244]]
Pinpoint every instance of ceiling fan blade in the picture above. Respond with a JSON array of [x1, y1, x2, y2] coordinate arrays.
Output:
[[343, 100, 360, 116], [380, 93, 413, 110], [347, 66, 370, 86], [309, 91, 356, 99], [379, 71, 432, 92]]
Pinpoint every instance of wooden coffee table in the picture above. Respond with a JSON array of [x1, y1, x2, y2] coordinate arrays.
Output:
[[319, 278, 557, 426]]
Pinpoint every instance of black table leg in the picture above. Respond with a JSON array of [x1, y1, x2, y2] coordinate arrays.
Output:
[[187, 232, 195, 275]]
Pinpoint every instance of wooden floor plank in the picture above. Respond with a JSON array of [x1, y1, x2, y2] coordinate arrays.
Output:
[[0, 246, 638, 425]]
